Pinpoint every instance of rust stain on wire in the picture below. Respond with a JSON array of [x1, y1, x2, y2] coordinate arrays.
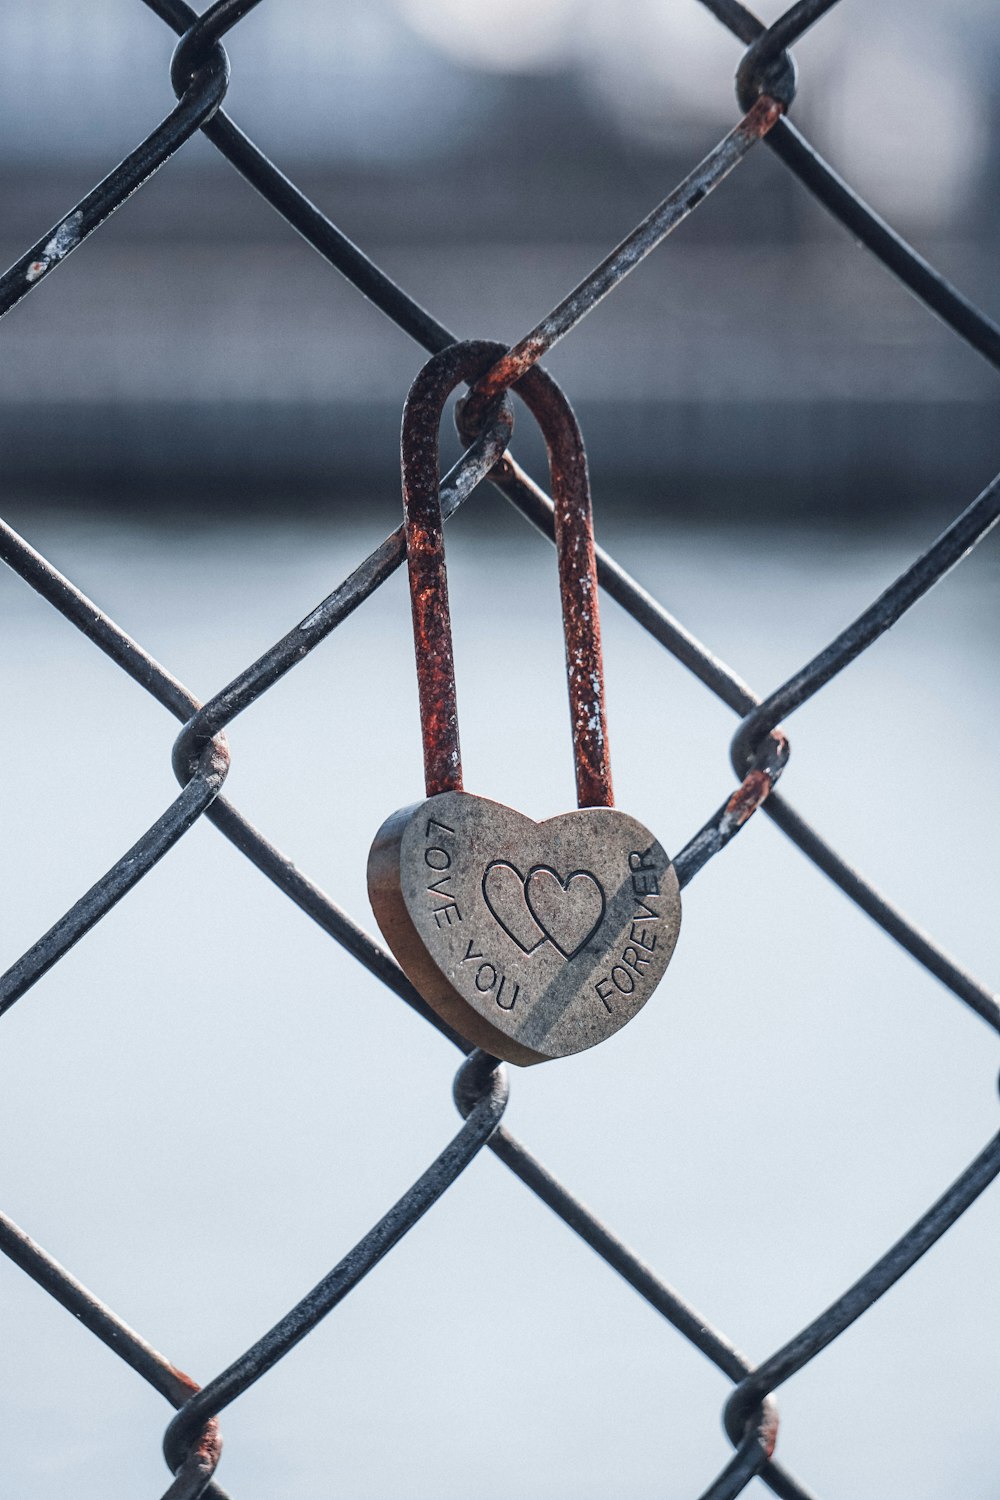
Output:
[[468, 95, 783, 412], [402, 340, 612, 807]]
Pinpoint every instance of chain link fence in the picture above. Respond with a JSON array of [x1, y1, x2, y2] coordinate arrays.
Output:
[[2, 1, 999, 1495]]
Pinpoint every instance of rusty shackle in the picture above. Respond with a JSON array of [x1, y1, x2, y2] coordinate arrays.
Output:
[[400, 339, 613, 810]]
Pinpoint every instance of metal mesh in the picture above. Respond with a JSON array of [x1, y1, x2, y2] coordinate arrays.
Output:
[[2, 2, 998, 1495]]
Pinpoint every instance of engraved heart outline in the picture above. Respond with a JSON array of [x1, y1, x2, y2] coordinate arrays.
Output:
[[482, 860, 547, 955], [526, 865, 606, 959], [482, 859, 606, 961]]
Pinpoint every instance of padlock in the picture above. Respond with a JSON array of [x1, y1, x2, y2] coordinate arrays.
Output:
[[368, 341, 681, 1065]]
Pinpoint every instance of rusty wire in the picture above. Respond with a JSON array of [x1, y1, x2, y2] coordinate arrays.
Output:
[[1, 0, 999, 1495]]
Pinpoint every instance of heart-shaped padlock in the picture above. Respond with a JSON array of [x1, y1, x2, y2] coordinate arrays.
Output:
[[368, 341, 680, 1066]]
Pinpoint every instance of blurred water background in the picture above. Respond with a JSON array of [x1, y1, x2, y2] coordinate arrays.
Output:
[[2, 2, 999, 1497]]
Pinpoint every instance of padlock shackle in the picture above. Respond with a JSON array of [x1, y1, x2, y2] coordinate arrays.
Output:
[[400, 339, 613, 810]]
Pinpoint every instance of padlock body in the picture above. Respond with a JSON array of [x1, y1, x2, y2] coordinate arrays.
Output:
[[368, 791, 681, 1065]]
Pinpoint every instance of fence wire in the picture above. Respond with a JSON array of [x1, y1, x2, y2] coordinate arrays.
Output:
[[1, 1, 999, 1496]]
